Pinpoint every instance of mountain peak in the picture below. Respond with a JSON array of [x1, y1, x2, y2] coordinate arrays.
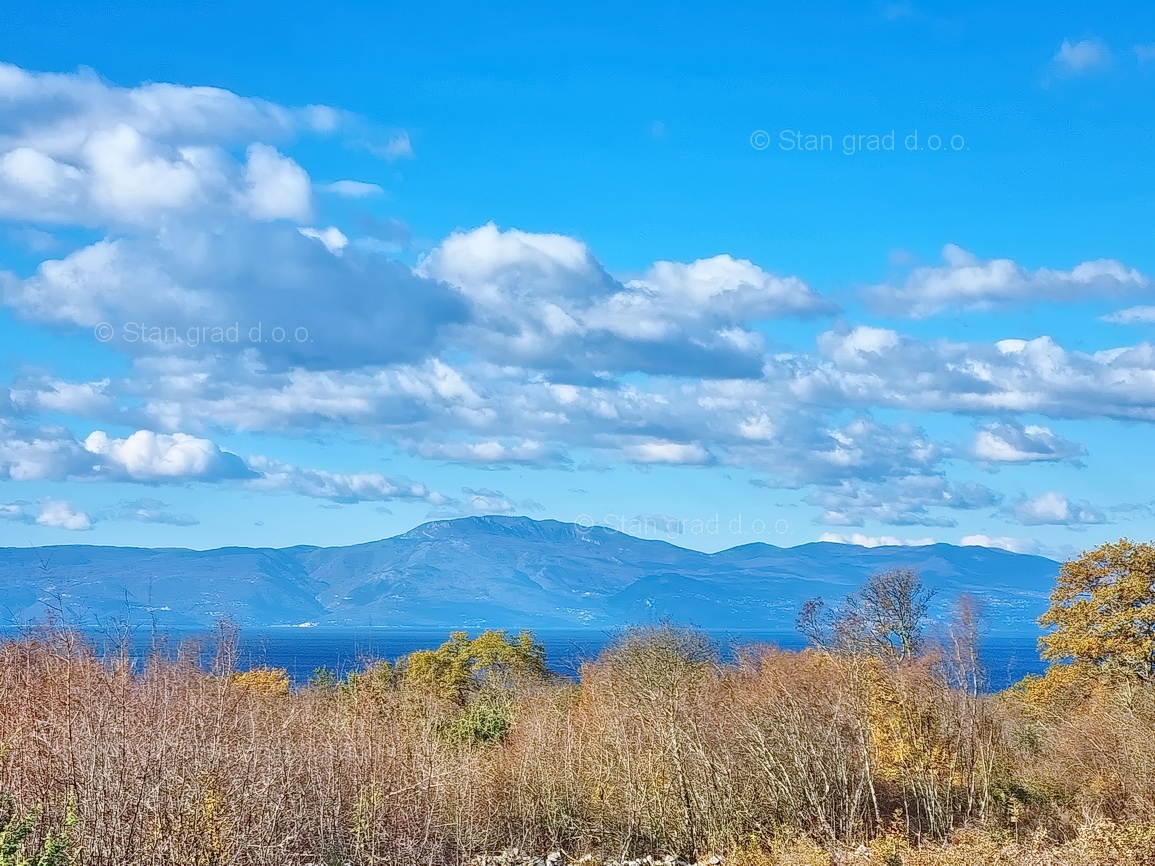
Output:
[[399, 514, 597, 544]]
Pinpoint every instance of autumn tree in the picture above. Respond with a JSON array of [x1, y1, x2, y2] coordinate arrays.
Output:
[[399, 629, 547, 704], [1039, 538, 1155, 681], [860, 568, 936, 660], [798, 568, 935, 661]]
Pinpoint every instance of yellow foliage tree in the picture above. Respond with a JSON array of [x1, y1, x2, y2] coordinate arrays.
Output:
[[399, 629, 546, 704], [1039, 539, 1155, 682], [228, 666, 291, 696]]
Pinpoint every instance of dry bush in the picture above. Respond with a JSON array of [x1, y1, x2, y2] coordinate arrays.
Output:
[[1004, 667, 1155, 833], [0, 625, 1153, 865]]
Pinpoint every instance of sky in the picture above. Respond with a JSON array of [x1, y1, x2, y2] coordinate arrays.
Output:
[[0, 0, 1153, 559]]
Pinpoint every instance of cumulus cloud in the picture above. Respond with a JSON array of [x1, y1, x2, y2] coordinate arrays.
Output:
[[740, 415, 941, 488], [240, 143, 312, 221], [1010, 491, 1105, 526], [83, 430, 255, 481], [0, 425, 450, 511], [0, 423, 250, 482], [866, 244, 1147, 317], [2, 499, 95, 530], [7, 60, 1155, 541], [971, 422, 1085, 466], [43, 320, 1155, 521], [1, 221, 468, 371], [35, 499, 93, 531], [0, 62, 333, 226], [420, 223, 831, 378], [800, 330, 1155, 422]]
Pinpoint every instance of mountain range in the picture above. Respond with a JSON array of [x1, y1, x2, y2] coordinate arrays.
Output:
[[0, 516, 1060, 634]]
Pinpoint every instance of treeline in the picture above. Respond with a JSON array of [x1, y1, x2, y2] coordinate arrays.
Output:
[[0, 540, 1153, 865]]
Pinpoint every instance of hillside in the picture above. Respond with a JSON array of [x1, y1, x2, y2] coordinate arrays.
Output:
[[0, 516, 1059, 632]]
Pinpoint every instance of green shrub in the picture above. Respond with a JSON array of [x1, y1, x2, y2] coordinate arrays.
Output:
[[0, 795, 77, 866], [440, 699, 515, 746]]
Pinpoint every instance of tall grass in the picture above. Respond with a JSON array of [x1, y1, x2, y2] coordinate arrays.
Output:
[[0, 624, 1153, 864]]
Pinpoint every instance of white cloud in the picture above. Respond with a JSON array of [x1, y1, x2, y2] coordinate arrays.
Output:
[[972, 422, 1085, 465], [1, 221, 467, 370], [420, 223, 830, 378], [818, 326, 900, 368], [424, 487, 544, 517], [818, 532, 935, 547], [1053, 38, 1111, 74], [12, 378, 115, 416], [318, 179, 383, 198], [800, 331, 1155, 422], [621, 253, 834, 324], [0, 62, 331, 226], [737, 414, 776, 440], [960, 534, 1040, 554], [83, 430, 254, 481], [421, 223, 609, 305], [1011, 491, 1105, 526], [298, 225, 349, 254], [35, 499, 93, 531], [866, 244, 1147, 317], [807, 474, 1001, 527], [407, 439, 562, 465], [461, 487, 517, 514], [1, 420, 452, 509], [0, 423, 95, 481], [1, 503, 29, 522], [244, 455, 447, 505], [1102, 305, 1155, 324], [2, 62, 1153, 543], [240, 143, 311, 221], [621, 441, 712, 465]]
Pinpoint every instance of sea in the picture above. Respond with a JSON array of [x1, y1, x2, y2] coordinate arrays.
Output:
[[9, 628, 1046, 692]]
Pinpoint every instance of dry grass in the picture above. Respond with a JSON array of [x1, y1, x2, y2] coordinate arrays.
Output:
[[0, 624, 1153, 865]]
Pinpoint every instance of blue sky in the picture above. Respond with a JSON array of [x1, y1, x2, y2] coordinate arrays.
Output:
[[1, 0, 1154, 558]]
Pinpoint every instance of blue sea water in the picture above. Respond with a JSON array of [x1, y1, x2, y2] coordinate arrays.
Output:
[[55, 628, 1044, 692]]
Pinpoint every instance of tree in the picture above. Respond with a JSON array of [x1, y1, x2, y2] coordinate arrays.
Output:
[[858, 568, 935, 661], [798, 568, 934, 661], [1039, 538, 1155, 681], [399, 629, 547, 704]]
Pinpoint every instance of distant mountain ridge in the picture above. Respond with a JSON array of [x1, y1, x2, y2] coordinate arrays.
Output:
[[0, 516, 1060, 633]]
